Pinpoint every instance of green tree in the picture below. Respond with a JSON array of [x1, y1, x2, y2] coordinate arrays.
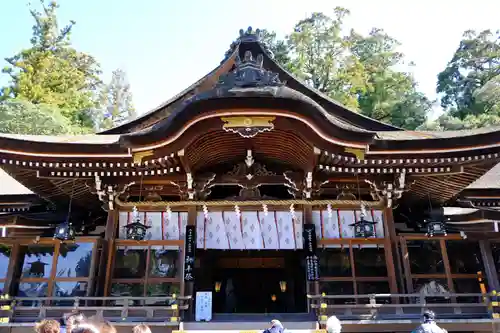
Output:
[[437, 30, 500, 115], [351, 28, 432, 129], [263, 9, 431, 129], [0, 99, 88, 135], [287, 9, 369, 109], [433, 29, 500, 129], [0, 0, 102, 129], [259, 29, 292, 70], [96, 69, 136, 130], [475, 74, 500, 112]]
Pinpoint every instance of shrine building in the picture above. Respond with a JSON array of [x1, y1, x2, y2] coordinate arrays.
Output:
[[1, 27, 500, 333]]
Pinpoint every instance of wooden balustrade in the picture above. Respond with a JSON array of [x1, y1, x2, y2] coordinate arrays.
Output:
[[308, 293, 493, 322], [0, 296, 192, 325]]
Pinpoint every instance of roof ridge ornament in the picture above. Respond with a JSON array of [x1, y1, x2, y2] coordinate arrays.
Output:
[[222, 26, 274, 62], [217, 50, 284, 89]]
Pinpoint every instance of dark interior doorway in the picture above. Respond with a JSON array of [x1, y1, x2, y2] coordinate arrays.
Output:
[[194, 250, 307, 314]]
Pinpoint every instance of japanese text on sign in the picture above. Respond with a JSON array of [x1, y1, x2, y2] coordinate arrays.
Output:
[[184, 226, 196, 281]]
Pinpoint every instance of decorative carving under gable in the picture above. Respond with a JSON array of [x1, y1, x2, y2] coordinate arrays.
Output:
[[87, 175, 134, 211], [222, 26, 274, 62], [283, 171, 329, 199], [365, 172, 409, 208], [217, 50, 283, 89], [221, 116, 275, 138], [226, 161, 276, 180], [170, 172, 216, 200], [224, 151, 276, 183]]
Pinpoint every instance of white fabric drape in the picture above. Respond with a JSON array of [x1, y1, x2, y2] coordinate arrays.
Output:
[[241, 211, 264, 250], [196, 210, 304, 250], [339, 210, 356, 238], [118, 210, 187, 241], [311, 209, 385, 242], [223, 211, 245, 250]]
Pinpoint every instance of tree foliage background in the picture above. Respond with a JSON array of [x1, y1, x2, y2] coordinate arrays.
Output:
[[262, 9, 500, 130], [0, 0, 136, 135], [0, 2, 499, 134]]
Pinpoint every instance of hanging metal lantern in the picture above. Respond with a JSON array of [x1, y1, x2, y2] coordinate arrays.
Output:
[[125, 206, 151, 240], [350, 214, 377, 238], [124, 220, 150, 240], [54, 221, 76, 241], [55, 179, 77, 241], [426, 221, 447, 237]]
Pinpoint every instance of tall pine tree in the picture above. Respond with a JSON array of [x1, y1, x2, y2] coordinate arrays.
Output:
[[0, 0, 102, 130], [97, 69, 136, 130]]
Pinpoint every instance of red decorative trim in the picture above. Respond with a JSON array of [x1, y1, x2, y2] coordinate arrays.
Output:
[[337, 209, 343, 238], [256, 211, 266, 249], [291, 213, 297, 249], [161, 211, 165, 240], [203, 213, 207, 250], [178, 212, 182, 240], [320, 209, 325, 238], [274, 211, 281, 249], [221, 211, 231, 250], [239, 212, 246, 250]]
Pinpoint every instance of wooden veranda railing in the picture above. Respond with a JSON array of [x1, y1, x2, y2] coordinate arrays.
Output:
[[308, 293, 496, 322], [0, 295, 192, 325]]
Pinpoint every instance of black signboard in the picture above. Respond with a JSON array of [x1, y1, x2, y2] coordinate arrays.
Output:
[[303, 223, 318, 255], [183, 225, 196, 281], [303, 224, 319, 281]]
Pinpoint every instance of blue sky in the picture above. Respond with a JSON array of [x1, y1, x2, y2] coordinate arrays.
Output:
[[1, 0, 499, 118]]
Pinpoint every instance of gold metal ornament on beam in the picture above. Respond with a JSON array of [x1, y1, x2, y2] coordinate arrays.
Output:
[[221, 116, 275, 138], [132, 150, 154, 164], [344, 147, 366, 161]]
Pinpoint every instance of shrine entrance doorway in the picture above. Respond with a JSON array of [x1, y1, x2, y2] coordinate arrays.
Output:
[[194, 250, 307, 314]]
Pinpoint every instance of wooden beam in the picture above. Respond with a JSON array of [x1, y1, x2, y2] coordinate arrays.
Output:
[[479, 240, 500, 291], [5, 243, 20, 296], [177, 149, 191, 173], [383, 209, 399, 294], [440, 239, 455, 292], [102, 210, 118, 297]]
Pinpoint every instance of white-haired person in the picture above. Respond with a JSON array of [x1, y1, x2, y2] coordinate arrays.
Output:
[[412, 310, 447, 333], [263, 319, 284, 333], [326, 315, 342, 333]]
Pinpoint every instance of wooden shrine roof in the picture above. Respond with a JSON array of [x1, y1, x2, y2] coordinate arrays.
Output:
[[2, 28, 500, 209]]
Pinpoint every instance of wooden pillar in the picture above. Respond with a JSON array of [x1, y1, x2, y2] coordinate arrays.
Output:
[[101, 210, 118, 297], [383, 207, 402, 294], [400, 237, 414, 293], [303, 205, 318, 299], [479, 240, 500, 292], [440, 239, 455, 292], [5, 243, 20, 296], [184, 206, 197, 319]]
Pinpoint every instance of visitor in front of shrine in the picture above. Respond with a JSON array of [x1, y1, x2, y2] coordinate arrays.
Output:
[[132, 324, 152, 333], [63, 313, 85, 333], [326, 316, 342, 333], [35, 319, 61, 333], [263, 319, 285, 333], [412, 310, 448, 333]]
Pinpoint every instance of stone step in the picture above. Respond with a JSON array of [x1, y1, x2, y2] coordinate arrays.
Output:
[[182, 321, 318, 331]]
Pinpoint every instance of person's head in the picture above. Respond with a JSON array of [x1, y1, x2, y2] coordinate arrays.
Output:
[[132, 325, 152, 333], [65, 313, 85, 328], [270, 320, 283, 329], [70, 323, 100, 333], [326, 315, 342, 333], [99, 321, 117, 333], [35, 320, 61, 333], [423, 310, 436, 323]]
